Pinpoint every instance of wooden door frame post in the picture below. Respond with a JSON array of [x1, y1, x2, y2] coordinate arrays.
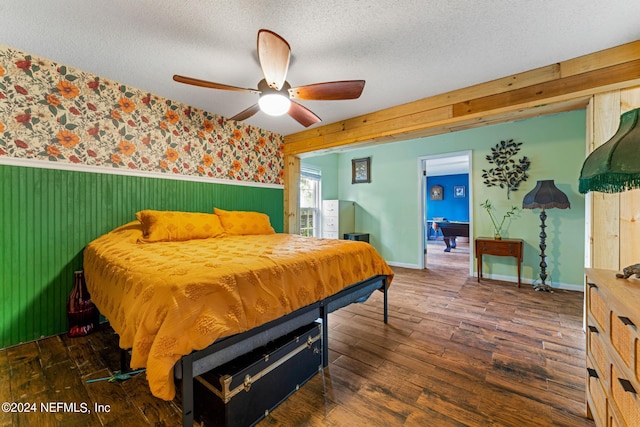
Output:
[[284, 155, 300, 234]]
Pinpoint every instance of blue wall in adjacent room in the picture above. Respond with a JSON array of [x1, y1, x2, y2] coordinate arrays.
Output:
[[426, 174, 469, 222]]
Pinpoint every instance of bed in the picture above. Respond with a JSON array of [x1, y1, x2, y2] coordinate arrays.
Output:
[[83, 210, 394, 425]]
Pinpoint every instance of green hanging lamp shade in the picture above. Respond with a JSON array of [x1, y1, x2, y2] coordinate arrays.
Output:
[[579, 107, 640, 194]]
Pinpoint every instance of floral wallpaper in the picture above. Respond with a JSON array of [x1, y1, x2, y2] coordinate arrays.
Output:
[[0, 45, 284, 185]]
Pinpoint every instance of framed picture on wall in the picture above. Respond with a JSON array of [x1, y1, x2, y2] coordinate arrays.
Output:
[[430, 185, 443, 200], [352, 157, 371, 184], [454, 185, 466, 198]]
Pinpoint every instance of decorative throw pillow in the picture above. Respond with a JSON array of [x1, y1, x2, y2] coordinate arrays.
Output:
[[214, 208, 275, 235], [136, 210, 225, 242]]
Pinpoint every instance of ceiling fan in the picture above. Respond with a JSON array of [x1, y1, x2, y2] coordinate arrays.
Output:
[[173, 29, 365, 128]]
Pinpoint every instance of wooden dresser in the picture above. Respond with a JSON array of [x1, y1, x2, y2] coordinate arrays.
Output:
[[585, 268, 640, 426]]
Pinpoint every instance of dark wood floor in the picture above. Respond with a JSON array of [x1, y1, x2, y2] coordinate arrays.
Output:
[[1, 243, 593, 426]]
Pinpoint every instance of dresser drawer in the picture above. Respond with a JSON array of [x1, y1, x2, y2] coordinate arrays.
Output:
[[588, 283, 608, 332], [589, 325, 608, 383], [587, 358, 607, 427], [477, 241, 519, 256], [610, 408, 623, 427], [635, 340, 640, 385], [322, 200, 339, 214], [322, 231, 338, 239], [611, 363, 640, 427], [322, 216, 337, 231], [611, 311, 634, 368]]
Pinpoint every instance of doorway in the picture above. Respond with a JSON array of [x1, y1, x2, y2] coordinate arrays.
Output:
[[418, 151, 473, 276]]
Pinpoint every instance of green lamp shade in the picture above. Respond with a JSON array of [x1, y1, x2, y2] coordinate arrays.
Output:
[[522, 180, 570, 210], [579, 108, 640, 194]]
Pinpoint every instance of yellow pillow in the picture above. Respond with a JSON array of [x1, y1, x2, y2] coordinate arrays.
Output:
[[214, 208, 275, 235], [136, 210, 225, 242]]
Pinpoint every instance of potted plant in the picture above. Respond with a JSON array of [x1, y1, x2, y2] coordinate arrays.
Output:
[[480, 200, 519, 239]]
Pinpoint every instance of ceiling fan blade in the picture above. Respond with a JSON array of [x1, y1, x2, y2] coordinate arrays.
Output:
[[230, 104, 261, 122], [289, 80, 366, 100], [288, 101, 321, 127], [173, 75, 259, 93], [257, 29, 290, 91]]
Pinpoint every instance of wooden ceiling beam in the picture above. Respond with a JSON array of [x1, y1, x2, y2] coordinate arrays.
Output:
[[284, 40, 640, 156]]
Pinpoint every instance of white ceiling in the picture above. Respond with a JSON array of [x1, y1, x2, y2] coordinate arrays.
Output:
[[2, 1, 639, 136], [426, 155, 469, 177]]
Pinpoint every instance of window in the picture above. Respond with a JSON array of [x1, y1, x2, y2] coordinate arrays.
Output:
[[300, 167, 321, 237]]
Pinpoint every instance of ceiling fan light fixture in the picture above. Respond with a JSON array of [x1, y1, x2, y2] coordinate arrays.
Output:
[[258, 93, 291, 116], [174, 30, 364, 127]]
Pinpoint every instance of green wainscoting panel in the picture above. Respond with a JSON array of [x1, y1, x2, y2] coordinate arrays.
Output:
[[0, 164, 284, 348]]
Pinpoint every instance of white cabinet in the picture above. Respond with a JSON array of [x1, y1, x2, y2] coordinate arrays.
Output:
[[322, 200, 354, 239]]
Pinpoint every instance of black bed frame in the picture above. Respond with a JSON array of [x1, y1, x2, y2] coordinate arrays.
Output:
[[173, 274, 389, 426]]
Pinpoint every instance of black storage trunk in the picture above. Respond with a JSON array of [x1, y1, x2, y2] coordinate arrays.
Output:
[[194, 321, 322, 427]]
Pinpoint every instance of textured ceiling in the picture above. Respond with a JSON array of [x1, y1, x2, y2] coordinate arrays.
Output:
[[1, 1, 639, 136]]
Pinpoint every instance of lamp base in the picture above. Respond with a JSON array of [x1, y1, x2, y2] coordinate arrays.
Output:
[[533, 208, 553, 293], [532, 278, 554, 293]]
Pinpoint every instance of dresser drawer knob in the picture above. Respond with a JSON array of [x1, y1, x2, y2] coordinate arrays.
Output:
[[588, 325, 599, 333], [618, 378, 636, 394], [587, 368, 598, 379], [618, 316, 635, 327], [587, 282, 598, 289]]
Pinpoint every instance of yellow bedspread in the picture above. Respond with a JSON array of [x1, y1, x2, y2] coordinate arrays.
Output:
[[83, 222, 393, 400]]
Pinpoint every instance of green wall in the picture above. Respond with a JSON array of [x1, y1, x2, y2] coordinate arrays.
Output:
[[304, 110, 586, 289], [0, 164, 283, 348], [301, 154, 339, 200]]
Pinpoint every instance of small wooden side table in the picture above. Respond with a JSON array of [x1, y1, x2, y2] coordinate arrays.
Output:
[[475, 237, 524, 287]]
